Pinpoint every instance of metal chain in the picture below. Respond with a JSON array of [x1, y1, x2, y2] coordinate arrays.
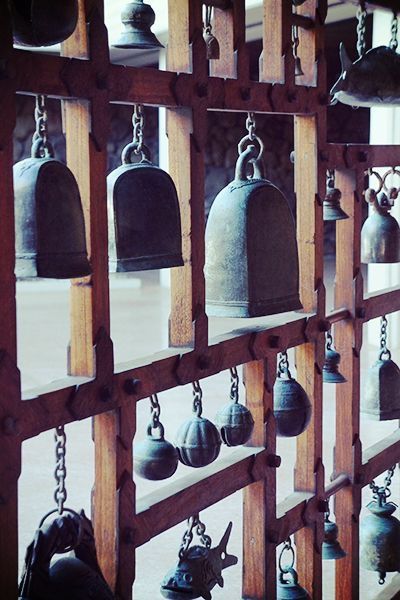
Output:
[[54, 425, 67, 515], [278, 350, 290, 374], [179, 513, 211, 559], [370, 465, 396, 501], [246, 112, 256, 141], [132, 104, 145, 154], [192, 380, 203, 417], [326, 169, 335, 190], [149, 393, 161, 429], [278, 537, 296, 574], [356, 1, 367, 58], [230, 366, 239, 403], [390, 12, 398, 51], [204, 5, 213, 34], [32, 95, 50, 153], [292, 24, 300, 59], [326, 331, 333, 351], [379, 315, 391, 359]]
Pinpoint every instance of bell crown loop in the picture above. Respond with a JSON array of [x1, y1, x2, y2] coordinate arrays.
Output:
[[278, 537, 296, 575], [38, 507, 84, 554]]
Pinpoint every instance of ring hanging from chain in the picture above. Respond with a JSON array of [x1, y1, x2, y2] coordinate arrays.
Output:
[[326, 331, 333, 351], [179, 513, 211, 559], [278, 350, 291, 376], [366, 168, 384, 194], [369, 465, 396, 501], [278, 537, 296, 574]]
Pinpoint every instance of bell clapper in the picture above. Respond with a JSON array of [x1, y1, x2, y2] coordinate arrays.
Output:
[[203, 5, 220, 60]]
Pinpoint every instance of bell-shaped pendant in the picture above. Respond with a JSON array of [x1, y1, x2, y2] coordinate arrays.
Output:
[[323, 333, 346, 384], [215, 368, 254, 446], [277, 568, 310, 600], [273, 352, 312, 437], [9, 0, 78, 46], [360, 490, 400, 584], [294, 56, 304, 77], [204, 28, 220, 60], [134, 424, 178, 481], [322, 510, 346, 560], [175, 382, 221, 468], [113, 0, 164, 49], [108, 119, 183, 272], [323, 171, 349, 221], [361, 188, 400, 263], [205, 131, 302, 317]]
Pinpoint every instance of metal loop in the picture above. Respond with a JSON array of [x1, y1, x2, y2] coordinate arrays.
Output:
[[32, 95, 52, 154], [278, 537, 296, 574], [54, 425, 67, 515], [149, 393, 161, 429], [356, 1, 367, 58], [179, 513, 210, 558], [326, 169, 335, 189], [38, 507, 83, 554], [382, 167, 400, 196], [390, 12, 398, 51], [230, 366, 240, 404], [326, 332, 333, 351], [292, 23, 300, 57], [366, 169, 384, 194], [192, 380, 203, 417], [237, 134, 264, 162], [245, 112, 256, 141], [121, 141, 151, 165], [278, 351, 292, 379], [369, 465, 396, 500]]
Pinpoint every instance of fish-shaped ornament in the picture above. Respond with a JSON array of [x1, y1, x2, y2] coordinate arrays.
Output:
[[330, 43, 400, 107], [160, 522, 238, 600]]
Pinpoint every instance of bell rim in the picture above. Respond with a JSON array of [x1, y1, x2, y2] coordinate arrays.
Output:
[[110, 253, 184, 273], [322, 370, 347, 383], [206, 294, 303, 318]]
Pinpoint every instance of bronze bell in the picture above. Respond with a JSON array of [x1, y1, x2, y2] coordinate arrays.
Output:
[[108, 141, 183, 272], [134, 423, 178, 481], [273, 353, 312, 438], [9, 0, 78, 46], [360, 490, 400, 584], [322, 513, 346, 560], [14, 140, 91, 279], [277, 568, 310, 600], [215, 368, 254, 446], [361, 188, 400, 263], [323, 171, 349, 221], [294, 56, 304, 77], [323, 333, 346, 384], [362, 350, 400, 421], [204, 29, 220, 60], [113, 0, 164, 49], [205, 139, 302, 317]]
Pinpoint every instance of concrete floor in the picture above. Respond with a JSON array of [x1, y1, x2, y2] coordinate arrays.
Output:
[[16, 260, 400, 599]]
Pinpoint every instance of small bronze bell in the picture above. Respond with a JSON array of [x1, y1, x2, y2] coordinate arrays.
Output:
[[361, 186, 400, 263], [215, 367, 254, 447], [277, 538, 310, 600], [175, 382, 221, 468], [113, 0, 164, 49], [322, 507, 346, 560], [362, 316, 400, 420], [203, 6, 220, 60], [134, 395, 178, 481], [108, 106, 183, 272], [323, 170, 349, 221], [294, 56, 304, 77], [14, 97, 91, 279], [323, 333, 346, 384], [273, 352, 312, 438], [360, 475, 400, 584], [205, 117, 302, 317], [9, 0, 78, 46]]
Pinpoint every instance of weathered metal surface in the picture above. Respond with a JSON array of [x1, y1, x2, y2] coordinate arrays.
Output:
[[361, 190, 400, 264], [322, 334, 346, 383], [323, 173, 348, 222], [9, 0, 78, 47], [277, 569, 310, 600], [134, 424, 178, 481], [113, 0, 163, 49], [322, 517, 347, 560], [215, 401, 254, 447], [273, 355, 311, 438], [175, 416, 221, 468], [361, 354, 400, 420]]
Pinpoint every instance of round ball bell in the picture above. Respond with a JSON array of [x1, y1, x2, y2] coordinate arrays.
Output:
[[323, 347, 347, 384], [9, 0, 78, 47], [134, 424, 178, 480], [175, 416, 221, 468], [273, 371, 312, 437], [215, 402, 254, 447], [322, 517, 346, 560], [277, 568, 310, 600]]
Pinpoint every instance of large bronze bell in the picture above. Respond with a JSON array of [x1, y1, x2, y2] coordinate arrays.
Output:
[[361, 187, 400, 263], [273, 352, 312, 438], [215, 367, 254, 447], [14, 98, 91, 279], [113, 0, 164, 49], [205, 128, 302, 317], [322, 508, 346, 560], [323, 170, 348, 221], [9, 0, 78, 47], [322, 332, 346, 384]]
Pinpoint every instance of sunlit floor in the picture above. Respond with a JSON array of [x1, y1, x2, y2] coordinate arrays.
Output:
[[17, 259, 400, 599]]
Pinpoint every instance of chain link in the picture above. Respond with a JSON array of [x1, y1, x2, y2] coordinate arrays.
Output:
[[32, 94, 51, 156], [179, 513, 211, 559], [370, 465, 396, 501], [149, 393, 161, 429], [229, 366, 239, 403], [132, 104, 145, 154], [292, 24, 300, 59], [326, 331, 333, 351], [204, 5, 213, 34], [278, 350, 290, 374], [356, 2, 367, 57], [54, 425, 67, 515], [379, 315, 391, 359], [192, 380, 203, 417], [246, 112, 256, 141], [278, 537, 295, 574], [390, 12, 398, 51], [326, 169, 335, 190]]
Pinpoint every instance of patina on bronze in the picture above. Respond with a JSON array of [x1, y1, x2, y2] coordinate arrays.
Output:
[[323, 170, 348, 221], [113, 0, 164, 49], [215, 367, 254, 447], [14, 96, 91, 279], [273, 351, 311, 438], [10, 0, 78, 46], [322, 332, 346, 384], [203, 5, 220, 60], [361, 187, 400, 264], [277, 538, 310, 600], [322, 505, 346, 560], [205, 118, 302, 318], [108, 105, 183, 272]]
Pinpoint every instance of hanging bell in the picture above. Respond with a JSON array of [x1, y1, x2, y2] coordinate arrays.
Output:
[[362, 352, 400, 421], [361, 188, 400, 263], [273, 353, 312, 437], [323, 171, 349, 221], [215, 368, 254, 446], [322, 513, 346, 560], [204, 28, 220, 60], [9, 0, 78, 47], [205, 136, 302, 317], [113, 0, 164, 49], [108, 140, 183, 272], [294, 56, 304, 77], [277, 568, 310, 600], [323, 333, 346, 384], [360, 490, 400, 584], [134, 423, 178, 481]]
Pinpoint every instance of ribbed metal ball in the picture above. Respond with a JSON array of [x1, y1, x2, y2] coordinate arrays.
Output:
[[175, 416, 221, 467], [215, 402, 254, 446]]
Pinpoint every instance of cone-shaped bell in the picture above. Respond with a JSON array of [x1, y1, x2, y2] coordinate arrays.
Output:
[[361, 351, 400, 420], [205, 144, 302, 317], [361, 190, 400, 263], [323, 185, 348, 221], [277, 568, 310, 600], [294, 56, 304, 77], [322, 516, 347, 560], [107, 143, 183, 272], [113, 0, 164, 49], [14, 141, 91, 279], [360, 494, 400, 584], [204, 30, 220, 60], [273, 368, 312, 437], [323, 339, 347, 384], [9, 0, 78, 46]]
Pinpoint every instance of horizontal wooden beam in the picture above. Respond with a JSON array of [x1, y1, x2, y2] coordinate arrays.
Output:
[[360, 430, 400, 485], [363, 287, 400, 322], [325, 144, 400, 170]]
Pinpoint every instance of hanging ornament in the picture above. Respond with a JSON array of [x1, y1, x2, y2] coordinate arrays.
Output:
[[322, 501, 347, 560], [203, 5, 220, 60], [273, 351, 312, 437], [323, 170, 349, 221], [205, 112, 302, 317], [331, 5, 400, 107], [113, 0, 164, 49], [9, 0, 78, 47], [292, 13, 304, 77], [134, 394, 179, 480], [322, 332, 347, 384], [362, 315, 400, 420], [14, 96, 91, 279], [361, 169, 400, 264], [160, 514, 238, 600], [360, 466, 400, 584], [214, 367, 254, 446], [175, 381, 221, 468], [277, 537, 310, 600], [108, 104, 183, 272], [18, 426, 114, 599]]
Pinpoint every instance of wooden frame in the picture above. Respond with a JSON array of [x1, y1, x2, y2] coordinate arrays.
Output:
[[1, 0, 400, 598]]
